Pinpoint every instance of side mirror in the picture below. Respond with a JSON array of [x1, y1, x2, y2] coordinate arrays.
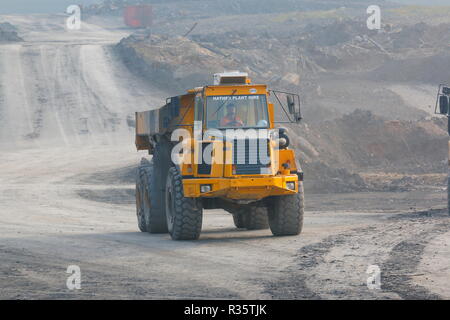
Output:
[[287, 95, 296, 114], [270, 90, 302, 124], [443, 87, 450, 95], [440, 95, 449, 115]]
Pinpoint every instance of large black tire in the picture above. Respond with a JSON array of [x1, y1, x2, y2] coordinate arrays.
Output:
[[136, 161, 148, 232], [165, 167, 203, 240], [146, 141, 172, 232], [136, 158, 168, 234], [448, 172, 450, 216], [232, 207, 269, 230], [232, 212, 246, 228], [145, 160, 168, 233], [268, 182, 304, 236], [246, 207, 269, 230]]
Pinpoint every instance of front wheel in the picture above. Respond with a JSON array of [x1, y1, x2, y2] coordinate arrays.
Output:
[[268, 183, 304, 236], [165, 167, 203, 240]]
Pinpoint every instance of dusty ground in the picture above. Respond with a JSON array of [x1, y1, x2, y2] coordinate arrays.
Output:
[[1, 146, 449, 299], [0, 13, 450, 300]]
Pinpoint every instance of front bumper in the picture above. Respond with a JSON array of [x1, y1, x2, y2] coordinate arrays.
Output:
[[182, 175, 299, 200]]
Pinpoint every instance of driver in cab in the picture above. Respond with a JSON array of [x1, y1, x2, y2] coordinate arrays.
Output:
[[220, 103, 244, 127]]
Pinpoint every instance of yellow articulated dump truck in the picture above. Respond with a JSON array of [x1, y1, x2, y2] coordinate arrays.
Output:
[[135, 72, 304, 240]]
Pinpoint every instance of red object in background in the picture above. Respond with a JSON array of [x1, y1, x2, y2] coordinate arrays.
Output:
[[124, 5, 153, 28]]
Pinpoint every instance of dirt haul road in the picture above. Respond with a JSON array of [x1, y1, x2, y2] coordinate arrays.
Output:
[[1, 14, 450, 300]]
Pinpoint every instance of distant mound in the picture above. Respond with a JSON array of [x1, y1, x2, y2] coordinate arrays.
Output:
[[0, 22, 23, 42], [292, 110, 448, 174], [369, 53, 450, 84]]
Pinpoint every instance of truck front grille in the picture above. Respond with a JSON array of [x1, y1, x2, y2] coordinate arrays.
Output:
[[233, 139, 270, 175]]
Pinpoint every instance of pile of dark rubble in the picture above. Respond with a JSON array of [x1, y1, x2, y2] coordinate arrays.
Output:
[[303, 161, 369, 194], [0, 22, 23, 42]]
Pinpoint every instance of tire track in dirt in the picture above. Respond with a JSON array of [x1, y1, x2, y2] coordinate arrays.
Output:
[[264, 210, 450, 299], [381, 218, 450, 300], [263, 225, 375, 299]]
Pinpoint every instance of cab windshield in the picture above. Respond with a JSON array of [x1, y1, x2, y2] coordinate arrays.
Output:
[[205, 95, 269, 129]]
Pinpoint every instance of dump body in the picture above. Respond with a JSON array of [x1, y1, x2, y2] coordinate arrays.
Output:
[[136, 93, 195, 151]]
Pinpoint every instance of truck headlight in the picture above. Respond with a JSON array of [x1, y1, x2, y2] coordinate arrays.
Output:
[[200, 185, 212, 193], [286, 182, 296, 190]]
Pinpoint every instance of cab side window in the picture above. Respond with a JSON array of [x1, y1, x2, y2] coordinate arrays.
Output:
[[194, 95, 204, 123]]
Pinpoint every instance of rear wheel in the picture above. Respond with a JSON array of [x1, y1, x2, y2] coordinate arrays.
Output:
[[136, 158, 168, 234], [145, 161, 168, 233], [448, 172, 450, 216], [145, 141, 172, 233], [268, 182, 304, 236], [135, 162, 147, 232], [232, 212, 246, 228], [232, 207, 269, 230], [165, 167, 203, 240]]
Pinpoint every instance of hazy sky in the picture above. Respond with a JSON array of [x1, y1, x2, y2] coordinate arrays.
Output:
[[394, 0, 450, 4], [0, 0, 100, 14], [0, 0, 448, 14]]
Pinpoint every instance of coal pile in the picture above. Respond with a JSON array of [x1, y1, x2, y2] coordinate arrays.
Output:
[[116, 34, 239, 92], [0, 22, 23, 42], [303, 161, 368, 194]]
